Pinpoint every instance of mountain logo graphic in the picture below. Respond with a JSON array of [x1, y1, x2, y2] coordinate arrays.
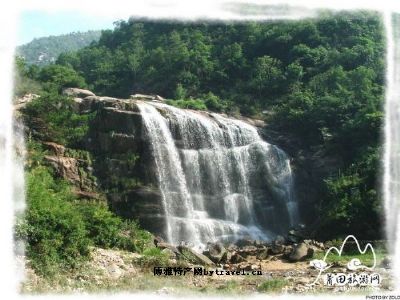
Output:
[[307, 235, 377, 286]]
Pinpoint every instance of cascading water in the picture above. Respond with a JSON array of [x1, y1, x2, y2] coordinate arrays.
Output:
[[138, 101, 299, 248], [384, 11, 400, 289]]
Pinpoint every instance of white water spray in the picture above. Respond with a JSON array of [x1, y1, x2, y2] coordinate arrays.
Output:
[[0, 4, 20, 296], [384, 11, 400, 291], [137, 101, 298, 249]]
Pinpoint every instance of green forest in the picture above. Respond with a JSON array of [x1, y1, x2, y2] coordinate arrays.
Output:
[[15, 11, 386, 287], [17, 30, 101, 66]]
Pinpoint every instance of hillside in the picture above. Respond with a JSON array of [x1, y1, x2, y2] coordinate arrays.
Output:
[[16, 30, 102, 66]]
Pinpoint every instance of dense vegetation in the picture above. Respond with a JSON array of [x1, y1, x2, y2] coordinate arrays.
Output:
[[15, 11, 386, 277], [14, 60, 155, 276], [16, 142, 154, 276], [17, 30, 101, 66]]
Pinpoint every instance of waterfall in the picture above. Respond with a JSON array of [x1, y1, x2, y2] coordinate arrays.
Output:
[[138, 101, 299, 248], [384, 12, 400, 289]]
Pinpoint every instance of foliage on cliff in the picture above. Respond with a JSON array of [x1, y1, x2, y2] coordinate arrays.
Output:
[[16, 142, 153, 276]]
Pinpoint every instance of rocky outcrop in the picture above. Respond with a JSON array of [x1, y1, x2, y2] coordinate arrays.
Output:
[[42, 142, 100, 199], [14, 93, 40, 111], [62, 87, 95, 98], [130, 94, 165, 101]]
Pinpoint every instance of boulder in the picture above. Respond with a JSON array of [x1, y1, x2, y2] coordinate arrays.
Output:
[[242, 264, 260, 271], [274, 235, 286, 245], [288, 242, 314, 262], [270, 243, 285, 255], [156, 242, 179, 255], [236, 239, 255, 247], [253, 240, 269, 247], [177, 245, 214, 266], [154, 95, 166, 101], [312, 240, 325, 250], [256, 249, 269, 260], [206, 242, 227, 263], [230, 253, 246, 264], [98, 96, 119, 102], [226, 244, 238, 252], [222, 251, 233, 264], [283, 245, 294, 257], [130, 94, 155, 100], [62, 87, 95, 98], [161, 248, 177, 259], [153, 236, 164, 246], [288, 232, 302, 243], [239, 245, 258, 258]]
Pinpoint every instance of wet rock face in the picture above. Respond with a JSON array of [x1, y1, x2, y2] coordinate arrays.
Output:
[[260, 127, 343, 231]]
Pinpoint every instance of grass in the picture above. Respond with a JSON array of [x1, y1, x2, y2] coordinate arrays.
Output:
[[312, 247, 387, 267], [257, 278, 288, 293], [216, 280, 240, 292], [136, 247, 169, 269]]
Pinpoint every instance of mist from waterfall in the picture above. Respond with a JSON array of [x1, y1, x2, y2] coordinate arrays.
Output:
[[138, 101, 298, 248], [384, 11, 400, 290]]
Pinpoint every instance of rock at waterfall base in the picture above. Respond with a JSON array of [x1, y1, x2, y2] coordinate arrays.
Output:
[[288, 243, 314, 262], [206, 242, 227, 263], [177, 246, 214, 266]]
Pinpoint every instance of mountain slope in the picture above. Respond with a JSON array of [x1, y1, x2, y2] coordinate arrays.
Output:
[[17, 30, 102, 66]]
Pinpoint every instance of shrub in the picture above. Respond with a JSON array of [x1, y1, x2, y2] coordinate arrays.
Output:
[[166, 98, 207, 110], [137, 247, 169, 268], [203, 92, 225, 112], [23, 91, 94, 146], [38, 64, 87, 91], [16, 166, 91, 276], [78, 203, 124, 249]]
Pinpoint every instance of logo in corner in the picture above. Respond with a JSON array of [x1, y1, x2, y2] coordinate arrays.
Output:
[[307, 235, 380, 287]]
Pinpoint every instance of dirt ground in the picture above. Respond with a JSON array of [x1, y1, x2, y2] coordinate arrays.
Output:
[[20, 247, 394, 295]]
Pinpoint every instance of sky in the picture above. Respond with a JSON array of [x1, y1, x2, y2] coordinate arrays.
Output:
[[17, 10, 126, 45], [16, 0, 400, 46]]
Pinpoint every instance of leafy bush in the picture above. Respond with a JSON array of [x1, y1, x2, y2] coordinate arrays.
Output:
[[23, 90, 94, 146], [202, 92, 226, 112], [78, 203, 124, 249], [38, 64, 87, 91], [166, 98, 207, 110], [16, 166, 91, 276]]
